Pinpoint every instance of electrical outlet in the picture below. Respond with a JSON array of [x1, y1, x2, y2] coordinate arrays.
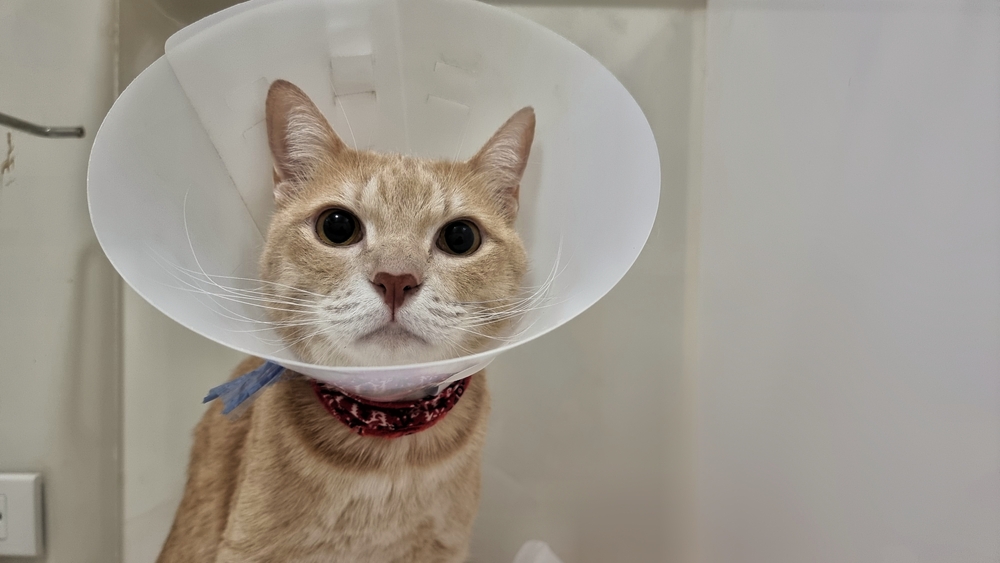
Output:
[[0, 473, 43, 556], [0, 493, 7, 540]]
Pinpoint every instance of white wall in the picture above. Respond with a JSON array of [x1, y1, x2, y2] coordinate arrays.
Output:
[[117, 2, 704, 563], [115, 6, 249, 562], [0, 0, 121, 561], [697, 3, 1000, 562]]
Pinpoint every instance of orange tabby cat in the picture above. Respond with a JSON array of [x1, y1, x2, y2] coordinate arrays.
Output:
[[156, 80, 534, 563]]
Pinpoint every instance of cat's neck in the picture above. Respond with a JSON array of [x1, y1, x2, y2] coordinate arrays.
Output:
[[311, 378, 470, 438], [254, 372, 490, 472]]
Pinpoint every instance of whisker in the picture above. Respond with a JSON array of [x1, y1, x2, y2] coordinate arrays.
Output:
[[175, 288, 324, 313], [223, 318, 348, 334], [271, 320, 351, 356], [147, 251, 331, 333], [147, 262, 334, 338], [334, 95, 359, 150], [149, 255, 289, 326], [165, 285, 325, 315], [157, 257, 327, 302]]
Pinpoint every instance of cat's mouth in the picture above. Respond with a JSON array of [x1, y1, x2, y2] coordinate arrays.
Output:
[[357, 324, 428, 346]]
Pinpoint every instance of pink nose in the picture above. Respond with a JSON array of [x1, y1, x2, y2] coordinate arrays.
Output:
[[372, 272, 421, 319]]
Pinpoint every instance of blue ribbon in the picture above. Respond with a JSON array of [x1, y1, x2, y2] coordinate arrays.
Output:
[[203, 360, 286, 415]]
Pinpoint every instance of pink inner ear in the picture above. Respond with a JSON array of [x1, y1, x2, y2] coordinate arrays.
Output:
[[265, 79, 348, 197], [469, 107, 535, 216]]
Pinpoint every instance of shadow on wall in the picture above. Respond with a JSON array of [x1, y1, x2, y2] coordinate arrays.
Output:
[[126, 0, 707, 90], [148, 0, 243, 23], [148, 0, 706, 28]]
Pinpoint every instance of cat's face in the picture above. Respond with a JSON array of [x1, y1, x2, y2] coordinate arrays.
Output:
[[260, 80, 533, 367]]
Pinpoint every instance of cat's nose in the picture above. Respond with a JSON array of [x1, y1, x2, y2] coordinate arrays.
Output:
[[372, 272, 421, 319]]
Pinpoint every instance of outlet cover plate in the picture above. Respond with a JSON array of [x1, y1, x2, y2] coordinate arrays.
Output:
[[0, 473, 43, 556], [0, 494, 7, 540]]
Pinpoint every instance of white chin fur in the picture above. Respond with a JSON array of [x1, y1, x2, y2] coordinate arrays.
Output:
[[301, 334, 457, 367]]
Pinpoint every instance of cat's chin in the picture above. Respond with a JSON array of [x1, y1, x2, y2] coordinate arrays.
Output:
[[292, 330, 468, 368], [308, 347, 456, 368], [356, 324, 427, 346]]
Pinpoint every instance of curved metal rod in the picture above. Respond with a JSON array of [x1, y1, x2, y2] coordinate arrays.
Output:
[[0, 111, 85, 138]]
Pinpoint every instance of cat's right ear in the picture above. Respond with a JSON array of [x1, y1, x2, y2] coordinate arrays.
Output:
[[265, 80, 347, 201]]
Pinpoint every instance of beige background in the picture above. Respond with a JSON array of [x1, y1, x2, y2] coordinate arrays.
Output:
[[0, 0, 121, 561]]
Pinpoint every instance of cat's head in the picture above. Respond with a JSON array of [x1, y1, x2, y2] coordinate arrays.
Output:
[[260, 80, 533, 367]]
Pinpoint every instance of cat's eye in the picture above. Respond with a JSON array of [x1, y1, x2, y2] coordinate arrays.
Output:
[[437, 220, 481, 256], [316, 208, 362, 246]]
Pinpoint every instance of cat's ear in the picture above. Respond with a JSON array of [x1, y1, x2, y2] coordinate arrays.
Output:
[[469, 107, 535, 219], [265, 79, 347, 200]]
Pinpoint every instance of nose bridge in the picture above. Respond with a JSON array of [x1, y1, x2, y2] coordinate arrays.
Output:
[[368, 233, 425, 278]]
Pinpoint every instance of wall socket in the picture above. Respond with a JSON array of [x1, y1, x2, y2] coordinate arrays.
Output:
[[0, 473, 43, 556], [0, 493, 8, 540]]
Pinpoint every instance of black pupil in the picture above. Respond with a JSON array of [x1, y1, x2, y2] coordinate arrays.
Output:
[[322, 211, 356, 244], [444, 222, 475, 254]]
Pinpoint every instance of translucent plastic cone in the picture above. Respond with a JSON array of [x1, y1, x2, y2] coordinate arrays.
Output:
[[88, 0, 660, 399]]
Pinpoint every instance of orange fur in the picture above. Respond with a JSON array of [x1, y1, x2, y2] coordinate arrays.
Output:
[[159, 359, 490, 563], [157, 80, 534, 562]]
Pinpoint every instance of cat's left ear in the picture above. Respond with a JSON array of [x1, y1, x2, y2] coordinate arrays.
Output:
[[469, 107, 535, 220], [265, 79, 347, 202]]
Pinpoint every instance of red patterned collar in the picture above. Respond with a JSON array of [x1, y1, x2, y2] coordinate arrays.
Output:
[[311, 378, 470, 438]]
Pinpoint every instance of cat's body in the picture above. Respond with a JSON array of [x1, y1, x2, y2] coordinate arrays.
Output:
[[158, 358, 490, 563], [158, 80, 534, 562]]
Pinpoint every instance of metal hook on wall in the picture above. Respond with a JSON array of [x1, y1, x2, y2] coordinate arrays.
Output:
[[0, 111, 85, 138]]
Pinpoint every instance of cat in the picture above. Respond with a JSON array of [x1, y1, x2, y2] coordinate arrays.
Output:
[[156, 79, 535, 563]]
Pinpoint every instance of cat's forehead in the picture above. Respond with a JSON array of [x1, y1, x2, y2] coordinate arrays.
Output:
[[324, 153, 487, 228], [355, 156, 449, 214]]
